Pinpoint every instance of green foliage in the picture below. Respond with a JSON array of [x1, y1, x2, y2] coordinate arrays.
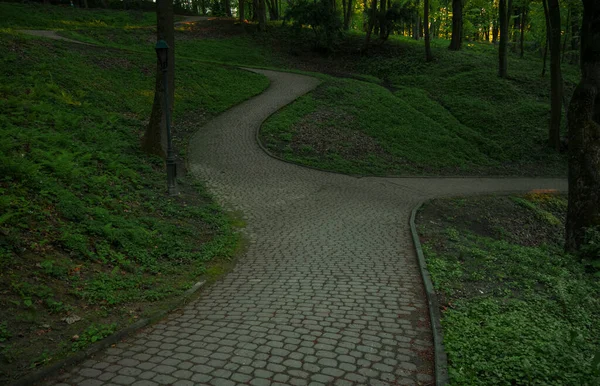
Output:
[[0, 322, 11, 343], [581, 226, 600, 263], [0, 3, 157, 30], [285, 0, 343, 51], [420, 197, 600, 385], [71, 323, 117, 351]]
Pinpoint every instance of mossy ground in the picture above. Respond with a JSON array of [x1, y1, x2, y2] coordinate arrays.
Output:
[[417, 193, 600, 384], [0, 7, 268, 382]]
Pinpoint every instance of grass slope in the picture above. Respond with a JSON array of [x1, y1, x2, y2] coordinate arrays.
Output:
[[261, 34, 573, 176], [0, 2, 158, 30], [417, 193, 600, 384], [0, 25, 268, 381]]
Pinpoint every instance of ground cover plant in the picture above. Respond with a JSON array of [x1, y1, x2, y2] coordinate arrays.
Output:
[[417, 193, 600, 384], [258, 29, 577, 176], [53, 15, 575, 176], [0, 25, 268, 382], [0, 2, 158, 30]]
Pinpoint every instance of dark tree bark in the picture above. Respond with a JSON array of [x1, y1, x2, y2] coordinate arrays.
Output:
[[257, 0, 267, 31], [542, 0, 550, 76], [342, 0, 353, 30], [566, 0, 600, 253], [499, 0, 508, 77], [548, 0, 562, 151], [520, 8, 527, 58], [142, 0, 175, 158], [379, 0, 387, 39], [223, 0, 232, 16], [562, 5, 571, 63], [363, 0, 378, 51], [449, 0, 462, 50], [239, 0, 245, 21], [413, 0, 420, 40], [425, 0, 432, 61]]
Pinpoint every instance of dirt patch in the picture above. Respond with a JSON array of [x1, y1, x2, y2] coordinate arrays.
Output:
[[288, 109, 391, 161]]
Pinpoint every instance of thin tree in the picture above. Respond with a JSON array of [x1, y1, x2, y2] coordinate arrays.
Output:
[[379, 0, 387, 39], [258, 0, 267, 31], [449, 0, 463, 50], [142, 0, 175, 158], [414, 0, 421, 40], [342, 0, 354, 30], [425, 0, 433, 61], [239, 0, 245, 22], [548, 0, 562, 151], [363, 0, 378, 51], [499, 0, 508, 77], [565, 0, 600, 253]]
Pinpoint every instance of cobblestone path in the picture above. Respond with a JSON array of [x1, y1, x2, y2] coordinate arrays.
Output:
[[47, 70, 567, 386]]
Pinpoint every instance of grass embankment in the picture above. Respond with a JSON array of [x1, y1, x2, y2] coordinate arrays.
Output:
[[0, 2, 158, 30], [23, 8, 574, 176], [0, 23, 268, 382], [417, 193, 600, 385], [261, 33, 575, 176]]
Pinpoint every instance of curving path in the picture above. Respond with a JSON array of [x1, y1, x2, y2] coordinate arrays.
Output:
[[46, 69, 567, 386]]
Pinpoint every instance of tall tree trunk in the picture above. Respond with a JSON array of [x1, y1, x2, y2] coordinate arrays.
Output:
[[562, 5, 571, 63], [342, 0, 354, 30], [379, 0, 387, 39], [257, 0, 267, 31], [363, 0, 378, 51], [223, 0, 232, 16], [492, 21, 499, 43], [499, 0, 508, 77], [548, 0, 562, 151], [520, 8, 526, 58], [566, 0, 600, 253], [239, 0, 245, 21], [425, 0, 432, 61], [142, 0, 175, 158], [449, 0, 462, 50], [413, 0, 421, 40]]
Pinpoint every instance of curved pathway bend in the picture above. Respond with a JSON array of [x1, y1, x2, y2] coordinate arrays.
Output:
[[47, 69, 566, 386]]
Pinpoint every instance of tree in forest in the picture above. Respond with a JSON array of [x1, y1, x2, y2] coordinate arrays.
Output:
[[424, 0, 433, 61], [449, 0, 463, 50], [547, 0, 562, 151], [342, 0, 353, 30], [258, 0, 267, 31], [239, 0, 245, 21], [142, 0, 174, 158], [565, 0, 600, 254], [498, 0, 509, 77]]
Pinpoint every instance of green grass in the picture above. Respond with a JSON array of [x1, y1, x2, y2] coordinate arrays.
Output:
[[0, 26, 268, 381], [260, 33, 574, 176], [418, 194, 600, 385], [0, 3, 158, 30]]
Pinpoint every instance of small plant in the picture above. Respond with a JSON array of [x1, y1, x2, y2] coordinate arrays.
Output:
[[71, 323, 116, 352], [0, 322, 11, 342]]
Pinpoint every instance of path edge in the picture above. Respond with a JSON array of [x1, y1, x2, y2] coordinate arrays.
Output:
[[10, 281, 206, 386], [409, 202, 449, 386]]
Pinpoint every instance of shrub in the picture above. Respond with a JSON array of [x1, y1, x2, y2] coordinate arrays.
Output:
[[285, 0, 343, 51]]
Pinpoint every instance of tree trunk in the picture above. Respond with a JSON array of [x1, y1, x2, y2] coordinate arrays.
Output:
[[142, 0, 175, 158], [413, 0, 421, 40], [239, 0, 245, 21], [449, 0, 462, 50], [562, 5, 571, 63], [363, 0, 378, 51], [223, 0, 232, 16], [425, 0, 432, 61], [257, 0, 267, 31], [520, 8, 526, 58], [343, 0, 353, 30], [548, 0, 562, 151], [499, 0, 508, 77], [566, 0, 600, 253], [379, 0, 387, 39]]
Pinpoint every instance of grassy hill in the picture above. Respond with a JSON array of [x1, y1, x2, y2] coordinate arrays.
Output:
[[0, 5, 268, 381]]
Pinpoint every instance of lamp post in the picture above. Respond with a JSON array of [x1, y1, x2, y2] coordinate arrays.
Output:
[[155, 39, 178, 196]]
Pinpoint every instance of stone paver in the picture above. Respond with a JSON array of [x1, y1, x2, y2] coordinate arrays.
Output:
[[44, 69, 566, 386]]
